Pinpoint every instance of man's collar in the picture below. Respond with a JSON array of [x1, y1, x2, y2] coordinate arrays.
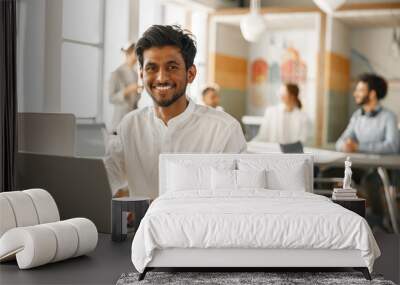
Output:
[[153, 96, 195, 127], [361, 105, 382, 117]]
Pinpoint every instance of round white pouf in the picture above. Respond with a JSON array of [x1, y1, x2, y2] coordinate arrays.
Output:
[[0, 225, 57, 269], [42, 221, 79, 262], [0, 191, 39, 227], [0, 218, 98, 269], [23, 189, 60, 224], [0, 195, 17, 237], [65, 218, 98, 257]]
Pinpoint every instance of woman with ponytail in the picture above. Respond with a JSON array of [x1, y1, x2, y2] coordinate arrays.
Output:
[[253, 83, 310, 144]]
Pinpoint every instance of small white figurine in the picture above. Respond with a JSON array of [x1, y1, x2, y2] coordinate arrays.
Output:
[[343, 156, 352, 189]]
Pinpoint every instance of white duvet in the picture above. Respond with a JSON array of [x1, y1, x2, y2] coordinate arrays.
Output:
[[131, 190, 380, 273]]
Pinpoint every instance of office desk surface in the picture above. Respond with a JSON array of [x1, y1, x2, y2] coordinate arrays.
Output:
[[247, 141, 400, 168], [0, 234, 133, 285]]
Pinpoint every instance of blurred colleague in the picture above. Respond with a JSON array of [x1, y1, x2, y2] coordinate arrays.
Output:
[[201, 84, 224, 111], [336, 73, 399, 154], [104, 25, 246, 199], [109, 42, 141, 132], [253, 83, 309, 144], [335, 73, 399, 231]]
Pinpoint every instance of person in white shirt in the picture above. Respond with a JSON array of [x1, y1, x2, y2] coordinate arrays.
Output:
[[201, 83, 224, 112], [103, 25, 246, 199], [253, 83, 309, 144], [109, 42, 141, 133]]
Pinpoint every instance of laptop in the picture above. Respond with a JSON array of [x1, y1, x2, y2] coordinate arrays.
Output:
[[279, 141, 304, 154]]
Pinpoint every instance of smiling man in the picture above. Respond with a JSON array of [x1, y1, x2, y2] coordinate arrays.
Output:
[[103, 25, 246, 198]]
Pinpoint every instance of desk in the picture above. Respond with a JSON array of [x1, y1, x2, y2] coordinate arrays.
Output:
[[332, 198, 366, 218], [247, 141, 400, 233]]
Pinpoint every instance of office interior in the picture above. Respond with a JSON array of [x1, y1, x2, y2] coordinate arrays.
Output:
[[1, 0, 400, 284]]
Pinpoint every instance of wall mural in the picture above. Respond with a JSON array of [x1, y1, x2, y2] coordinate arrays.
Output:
[[249, 45, 309, 112], [247, 27, 318, 119], [250, 58, 268, 107], [280, 47, 307, 84]]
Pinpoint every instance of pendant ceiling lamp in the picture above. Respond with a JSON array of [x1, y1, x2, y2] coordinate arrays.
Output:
[[240, 0, 266, 42], [313, 0, 346, 15]]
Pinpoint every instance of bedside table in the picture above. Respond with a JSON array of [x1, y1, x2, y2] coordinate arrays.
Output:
[[111, 197, 150, 242], [332, 198, 366, 218]]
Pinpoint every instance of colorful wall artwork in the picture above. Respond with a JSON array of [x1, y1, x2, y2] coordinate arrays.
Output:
[[250, 58, 268, 108], [248, 29, 318, 119], [280, 47, 307, 84]]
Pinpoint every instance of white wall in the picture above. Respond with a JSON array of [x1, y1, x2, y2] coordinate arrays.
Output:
[[326, 17, 350, 57], [17, 0, 46, 112], [350, 27, 400, 120], [102, 0, 130, 130], [138, 0, 162, 35], [17, 0, 105, 119], [43, 0, 62, 113], [61, 0, 104, 120], [214, 24, 248, 57]]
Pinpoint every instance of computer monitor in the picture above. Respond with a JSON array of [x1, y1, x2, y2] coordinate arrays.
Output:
[[279, 141, 304, 154], [16, 152, 112, 233], [18, 113, 76, 156]]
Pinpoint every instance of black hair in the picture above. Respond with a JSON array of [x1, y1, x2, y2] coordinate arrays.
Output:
[[202, 87, 217, 97], [285, 83, 302, 109], [358, 73, 388, 100], [135, 25, 197, 70]]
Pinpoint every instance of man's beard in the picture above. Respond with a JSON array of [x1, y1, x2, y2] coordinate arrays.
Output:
[[357, 94, 370, 106], [149, 85, 187, 107]]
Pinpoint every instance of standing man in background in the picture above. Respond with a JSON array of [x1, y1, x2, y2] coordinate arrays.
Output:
[[109, 42, 141, 133]]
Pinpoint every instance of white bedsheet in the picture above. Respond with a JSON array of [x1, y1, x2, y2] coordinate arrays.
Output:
[[131, 190, 380, 273]]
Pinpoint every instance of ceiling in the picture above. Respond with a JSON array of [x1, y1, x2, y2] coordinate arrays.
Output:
[[334, 9, 400, 28], [212, 8, 400, 29], [213, 12, 319, 29]]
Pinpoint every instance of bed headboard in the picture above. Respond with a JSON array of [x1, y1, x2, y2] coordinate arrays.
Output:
[[159, 153, 313, 195]]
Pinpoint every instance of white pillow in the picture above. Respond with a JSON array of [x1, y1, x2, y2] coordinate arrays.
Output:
[[168, 163, 209, 191], [167, 159, 235, 191], [238, 159, 306, 191], [236, 169, 266, 189], [211, 168, 236, 190], [211, 169, 267, 190]]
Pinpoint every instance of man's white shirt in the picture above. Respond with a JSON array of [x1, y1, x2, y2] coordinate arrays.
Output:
[[103, 98, 247, 198]]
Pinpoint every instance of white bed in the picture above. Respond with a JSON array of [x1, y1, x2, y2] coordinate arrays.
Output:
[[131, 154, 380, 281]]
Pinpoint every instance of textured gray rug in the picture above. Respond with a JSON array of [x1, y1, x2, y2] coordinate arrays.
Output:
[[116, 271, 395, 285]]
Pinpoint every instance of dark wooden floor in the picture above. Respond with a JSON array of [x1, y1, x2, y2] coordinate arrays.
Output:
[[0, 234, 133, 285], [0, 233, 398, 285]]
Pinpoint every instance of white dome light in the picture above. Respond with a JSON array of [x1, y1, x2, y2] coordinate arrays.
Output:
[[240, 0, 266, 42], [313, 0, 346, 15]]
